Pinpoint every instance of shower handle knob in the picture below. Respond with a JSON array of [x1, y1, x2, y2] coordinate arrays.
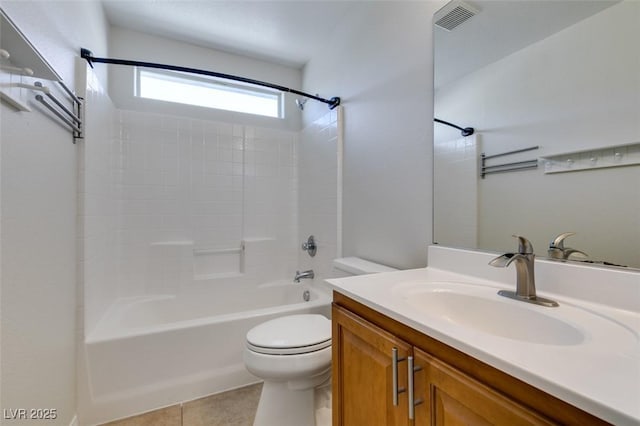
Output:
[[301, 235, 317, 257]]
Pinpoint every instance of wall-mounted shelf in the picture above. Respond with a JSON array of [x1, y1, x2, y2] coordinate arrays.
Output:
[[540, 142, 640, 174], [0, 8, 61, 81], [1, 8, 82, 141]]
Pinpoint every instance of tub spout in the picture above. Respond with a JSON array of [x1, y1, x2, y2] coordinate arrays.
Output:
[[294, 269, 314, 283]]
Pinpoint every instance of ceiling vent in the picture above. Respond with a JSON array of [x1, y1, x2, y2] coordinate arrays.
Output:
[[435, 1, 479, 31]]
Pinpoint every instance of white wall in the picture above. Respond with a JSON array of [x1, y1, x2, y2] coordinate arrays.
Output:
[[302, 2, 442, 269], [435, 1, 640, 268], [108, 27, 303, 131], [0, 1, 109, 424]]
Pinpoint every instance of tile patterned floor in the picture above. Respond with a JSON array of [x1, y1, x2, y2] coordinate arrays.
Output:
[[182, 384, 262, 426], [101, 383, 262, 426]]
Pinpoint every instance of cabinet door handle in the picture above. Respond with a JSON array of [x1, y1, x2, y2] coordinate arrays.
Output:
[[392, 347, 406, 406], [408, 356, 424, 420]]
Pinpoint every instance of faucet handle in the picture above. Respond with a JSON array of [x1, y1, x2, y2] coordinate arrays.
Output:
[[512, 235, 534, 254], [301, 235, 317, 257], [549, 232, 576, 249]]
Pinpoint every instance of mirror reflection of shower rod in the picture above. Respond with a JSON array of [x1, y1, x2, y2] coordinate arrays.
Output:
[[80, 48, 341, 110], [434, 118, 474, 136]]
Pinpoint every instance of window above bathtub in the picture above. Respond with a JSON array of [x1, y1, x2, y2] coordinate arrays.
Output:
[[135, 68, 283, 119]]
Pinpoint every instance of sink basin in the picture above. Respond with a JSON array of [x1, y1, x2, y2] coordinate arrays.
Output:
[[406, 291, 584, 345], [393, 281, 638, 347]]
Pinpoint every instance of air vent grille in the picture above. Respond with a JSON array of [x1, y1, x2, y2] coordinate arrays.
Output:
[[435, 3, 478, 31]]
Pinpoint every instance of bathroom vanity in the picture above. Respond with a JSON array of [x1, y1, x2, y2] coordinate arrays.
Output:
[[328, 247, 640, 426], [332, 294, 603, 425]]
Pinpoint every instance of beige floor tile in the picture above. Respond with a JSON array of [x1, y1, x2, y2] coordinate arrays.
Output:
[[183, 383, 263, 426], [100, 404, 182, 426]]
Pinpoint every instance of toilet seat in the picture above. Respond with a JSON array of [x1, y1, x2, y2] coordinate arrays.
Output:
[[246, 314, 331, 355], [247, 339, 331, 355]]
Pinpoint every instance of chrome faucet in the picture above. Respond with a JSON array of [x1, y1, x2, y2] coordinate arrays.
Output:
[[301, 235, 317, 257], [294, 269, 314, 283], [489, 235, 558, 307], [548, 232, 587, 260]]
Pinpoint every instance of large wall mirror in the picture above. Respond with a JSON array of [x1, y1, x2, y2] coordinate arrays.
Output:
[[433, 0, 640, 269]]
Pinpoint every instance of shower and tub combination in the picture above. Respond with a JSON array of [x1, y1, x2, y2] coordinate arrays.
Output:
[[77, 55, 347, 424]]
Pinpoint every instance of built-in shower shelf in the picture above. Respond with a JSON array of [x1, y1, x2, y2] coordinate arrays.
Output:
[[540, 142, 640, 174]]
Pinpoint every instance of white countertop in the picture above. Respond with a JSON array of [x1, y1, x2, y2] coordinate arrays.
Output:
[[327, 249, 640, 425]]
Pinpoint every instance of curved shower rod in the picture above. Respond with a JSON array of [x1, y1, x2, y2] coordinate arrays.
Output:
[[80, 48, 341, 110], [434, 118, 474, 137]]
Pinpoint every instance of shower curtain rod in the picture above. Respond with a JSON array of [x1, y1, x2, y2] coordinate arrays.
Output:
[[80, 48, 341, 110], [434, 118, 474, 136]]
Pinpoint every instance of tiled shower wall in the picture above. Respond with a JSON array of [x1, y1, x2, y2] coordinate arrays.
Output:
[[297, 108, 342, 282], [112, 110, 299, 299], [80, 69, 300, 335], [81, 78, 340, 339], [433, 133, 478, 249], [79, 65, 118, 335]]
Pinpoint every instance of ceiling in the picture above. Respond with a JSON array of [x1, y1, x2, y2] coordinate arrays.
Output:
[[102, 1, 619, 81], [434, 0, 619, 89], [101, 1, 361, 69]]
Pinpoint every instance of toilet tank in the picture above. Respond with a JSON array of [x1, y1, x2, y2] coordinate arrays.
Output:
[[332, 257, 397, 278]]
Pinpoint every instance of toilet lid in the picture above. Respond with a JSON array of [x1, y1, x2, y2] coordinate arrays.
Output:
[[246, 314, 331, 355]]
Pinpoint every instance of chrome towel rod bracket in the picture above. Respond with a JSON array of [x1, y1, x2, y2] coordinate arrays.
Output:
[[31, 81, 83, 142], [481, 146, 539, 178]]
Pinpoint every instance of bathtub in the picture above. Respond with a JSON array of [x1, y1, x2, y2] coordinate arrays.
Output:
[[82, 281, 330, 424]]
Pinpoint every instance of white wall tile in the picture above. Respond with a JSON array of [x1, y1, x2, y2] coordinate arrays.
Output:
[[97, 109, 300, 299], [298, 110, 340, 281]]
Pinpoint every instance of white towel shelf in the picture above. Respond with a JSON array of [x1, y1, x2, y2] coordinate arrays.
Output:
[[1, 9, 82, 141], [0, 9, 60, 81], [540, 142, 640, 174]]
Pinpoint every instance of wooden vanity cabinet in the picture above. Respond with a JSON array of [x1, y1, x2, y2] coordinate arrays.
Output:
[[332, 302, 412, 426], [332, 293, 609, 426], [413, 348, 553, 425]]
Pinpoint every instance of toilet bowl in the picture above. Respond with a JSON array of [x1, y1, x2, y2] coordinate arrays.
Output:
[[244, 314, 331, 426], [244, 258, 397, 426]]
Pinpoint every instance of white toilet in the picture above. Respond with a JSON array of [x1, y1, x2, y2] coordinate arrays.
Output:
[[244, 314, 331, 426], [244, 257, 397, 426]]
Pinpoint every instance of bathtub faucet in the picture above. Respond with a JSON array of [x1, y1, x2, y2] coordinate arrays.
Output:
[[294, 269, 314, 283]]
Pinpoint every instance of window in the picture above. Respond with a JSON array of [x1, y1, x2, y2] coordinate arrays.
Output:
[[135, 68, 282, 118]]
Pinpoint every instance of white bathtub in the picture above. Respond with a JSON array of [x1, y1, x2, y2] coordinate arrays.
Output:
[[82, 281, 330, 424]]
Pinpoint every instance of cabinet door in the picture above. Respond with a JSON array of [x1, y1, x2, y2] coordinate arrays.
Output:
[[413, 348, 554, 426], [333, 305, 413, 426]]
